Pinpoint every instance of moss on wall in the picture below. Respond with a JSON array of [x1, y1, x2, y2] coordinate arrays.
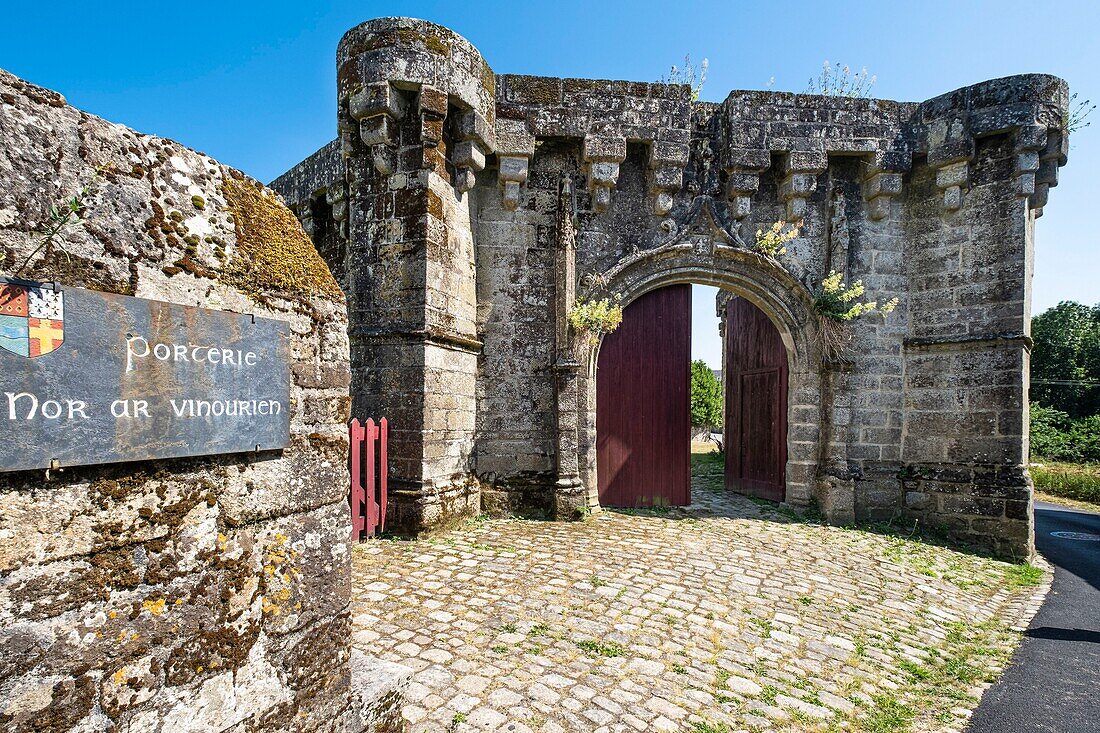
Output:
[[221, 173, 343, 301]]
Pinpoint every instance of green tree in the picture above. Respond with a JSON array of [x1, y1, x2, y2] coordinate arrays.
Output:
[[1030, 301, 1100, 417], [690, 359, 723, 428]]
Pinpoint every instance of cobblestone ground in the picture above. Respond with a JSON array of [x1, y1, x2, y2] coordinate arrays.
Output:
[[352, 461, 1048, 733]]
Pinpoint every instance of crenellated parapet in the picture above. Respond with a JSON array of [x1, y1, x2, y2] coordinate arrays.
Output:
[[495, 74, 693, 214], [716, 91, 916, 223], [917, 74, 1068, 215], [708, 76, 1069, 223]]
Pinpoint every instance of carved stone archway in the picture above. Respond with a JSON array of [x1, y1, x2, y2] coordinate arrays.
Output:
[[573, 236, 853, 522]]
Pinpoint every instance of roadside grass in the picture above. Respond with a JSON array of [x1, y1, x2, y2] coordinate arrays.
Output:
[[1030, 461, 1100, 507], [1003, 563, 1045, 589]]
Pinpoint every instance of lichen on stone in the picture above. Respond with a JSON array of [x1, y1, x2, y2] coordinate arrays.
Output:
[[220, 173, 342, 301]]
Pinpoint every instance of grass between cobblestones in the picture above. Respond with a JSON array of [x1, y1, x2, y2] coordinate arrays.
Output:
[[354, 450, 1049, 733], [688, 452, 1039, 732]]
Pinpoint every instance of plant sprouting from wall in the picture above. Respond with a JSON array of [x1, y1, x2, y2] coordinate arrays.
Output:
[[752, 220, 801, 258], [14, 164, 111, 276], [805, 61, 876, 98], [661, 55, 709, 101], [814, 271, 897, 321], [1065, 92, 1095, 134], [568, 296, 623, 357], [813, 270, 898, 360]]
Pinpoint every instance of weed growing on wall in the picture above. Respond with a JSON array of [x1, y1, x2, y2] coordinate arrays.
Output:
[[1066, 92, 1095, 133], [661, 54, 709, 101], [814, 271, 897, 322], [568, 296, 623, 356], [813, 271, 898, 360], [751, 220, 801, 258], [805, 61, 876, 98], [14, 164, 112, 276]]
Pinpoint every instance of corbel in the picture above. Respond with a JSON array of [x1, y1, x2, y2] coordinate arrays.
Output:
[[778, 150, 827, 221], [648, 140, 689, 216], [452, 109, 495, 194], [495, 118, 535, 211], [583, 134, 627, 213], [1032, 128, 1067, 217], [928, 125, 975, 212], [325, 183, 349, 239], [297, 201, 316, 240], [723, 149, 770, 221], [1013, 125, 1046, 202], [859, 152, 906, 221], [417, 85, 448, 147], [347, 81, 404, 175]]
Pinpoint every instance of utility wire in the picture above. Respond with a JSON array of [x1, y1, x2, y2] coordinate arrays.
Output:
[[1031, 379, 1100, 386]]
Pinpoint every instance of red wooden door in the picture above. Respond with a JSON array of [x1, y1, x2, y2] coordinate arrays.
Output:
[[724, 296, 788, 502], [596, 285, 691, 507]]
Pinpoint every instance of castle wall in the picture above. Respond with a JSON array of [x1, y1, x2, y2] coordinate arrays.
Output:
[[0, 69, 406, 733]]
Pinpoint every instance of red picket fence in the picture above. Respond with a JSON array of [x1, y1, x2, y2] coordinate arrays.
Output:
[[349, 417, 388, 539]]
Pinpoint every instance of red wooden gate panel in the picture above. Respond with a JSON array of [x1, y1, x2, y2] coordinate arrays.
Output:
[[597, 284, 691, 507], [724, 297, 788, 502], [349, 417, 388, 539]]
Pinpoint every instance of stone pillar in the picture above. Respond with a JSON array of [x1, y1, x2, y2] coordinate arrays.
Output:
[[552, 176, 586, 518], [337, 18, 496, 533]]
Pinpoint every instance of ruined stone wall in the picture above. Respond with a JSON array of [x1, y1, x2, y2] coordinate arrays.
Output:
[[0, 69, 406, 732], [274, 16, 1069, 558]]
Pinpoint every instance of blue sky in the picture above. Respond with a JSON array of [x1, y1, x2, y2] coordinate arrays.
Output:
[[2, 1, 1097, 367]]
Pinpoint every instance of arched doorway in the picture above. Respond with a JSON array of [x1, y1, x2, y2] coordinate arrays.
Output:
[[580, 241, 824, 513], [593, 283, 791, 508]]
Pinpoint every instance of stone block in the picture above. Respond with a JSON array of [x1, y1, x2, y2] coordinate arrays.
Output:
[[589, 161, 620, 186], [583, 135, 627, 163], [360, 115, 396, 147], [348, 82, 401, 121], [498, 155, 529, 184], [418, 85, 448, 118], [453, 140, 486, 172]]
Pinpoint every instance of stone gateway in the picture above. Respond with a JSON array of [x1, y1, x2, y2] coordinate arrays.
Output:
[[274, 17, 1069, 559], [0, 13, 1075, 733]]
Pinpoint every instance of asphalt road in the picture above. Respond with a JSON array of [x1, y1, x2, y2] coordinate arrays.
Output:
[[967, 501, 1100, 733]]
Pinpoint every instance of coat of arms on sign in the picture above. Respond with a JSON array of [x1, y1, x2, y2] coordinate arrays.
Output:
[[0, 279, 65, 358]]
